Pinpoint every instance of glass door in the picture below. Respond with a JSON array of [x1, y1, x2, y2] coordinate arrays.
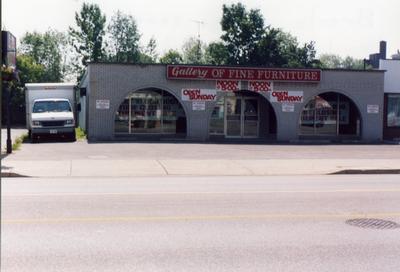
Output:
[[225, 97, 259, 138], [243, 98, 259, 138], [225, 97, 242, 137]]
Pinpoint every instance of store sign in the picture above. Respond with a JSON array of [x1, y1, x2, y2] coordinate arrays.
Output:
[[270, 91, 304, 103], [96, 99, 110, 109], [248, 81, 272, 92], [367, 104, 379, 114], [216, 80, 239, 91], [192, 101, 206, 111], [167, 65, 321, 82], [181, 89, 217, 101], [2, 31, 17, 69]]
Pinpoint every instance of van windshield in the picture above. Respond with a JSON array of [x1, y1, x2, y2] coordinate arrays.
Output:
[[33, 101, 71, 113]]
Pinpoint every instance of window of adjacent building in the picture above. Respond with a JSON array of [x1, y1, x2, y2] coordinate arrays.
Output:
[[387, 94, 400, 127]]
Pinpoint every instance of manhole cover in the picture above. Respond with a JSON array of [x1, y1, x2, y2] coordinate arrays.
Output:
[[346, 218, 400, 230]]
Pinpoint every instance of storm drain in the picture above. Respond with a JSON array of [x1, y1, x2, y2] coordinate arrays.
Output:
[[346, 218, 400, 230]]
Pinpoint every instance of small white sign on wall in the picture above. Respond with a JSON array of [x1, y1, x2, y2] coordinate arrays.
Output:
[[367, 104, 379, 114], [192, 101, 206, 111], [282, 103, 295, 112], [96, 99, 110, 109]]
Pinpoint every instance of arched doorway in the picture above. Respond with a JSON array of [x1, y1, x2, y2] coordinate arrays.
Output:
[[114, 88, 187, 136], [299, 92, 361, 138], [209, 91, 277, 139]]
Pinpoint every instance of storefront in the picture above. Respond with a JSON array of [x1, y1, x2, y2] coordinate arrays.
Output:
[[79, 63, 384, 142]]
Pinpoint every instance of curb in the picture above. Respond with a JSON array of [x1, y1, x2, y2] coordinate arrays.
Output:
[[331, 169, 400, 175], [2, 169, 400, 178]]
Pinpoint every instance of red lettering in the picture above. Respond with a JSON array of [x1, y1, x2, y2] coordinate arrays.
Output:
[[169, 65, 321, 82]]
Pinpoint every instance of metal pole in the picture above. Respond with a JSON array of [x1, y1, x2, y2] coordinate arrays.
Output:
[[6, 82, 12, 153], [336, 94, 340, 136]]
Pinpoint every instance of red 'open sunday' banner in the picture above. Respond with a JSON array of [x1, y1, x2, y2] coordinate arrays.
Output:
[[167, 65, 321, 82]]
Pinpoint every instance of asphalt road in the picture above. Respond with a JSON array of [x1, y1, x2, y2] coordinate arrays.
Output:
[[2, 175, 400, 272]]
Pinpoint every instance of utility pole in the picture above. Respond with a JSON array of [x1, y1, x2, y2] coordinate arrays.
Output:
[[2, 31, 18, 153]]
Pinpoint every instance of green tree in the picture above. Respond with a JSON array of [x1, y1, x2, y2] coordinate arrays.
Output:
[[69, 2, 106, 68], [221, 3, 265, 65], [1, 55, 46, 125], [276, 32, 318, 68], [107, 11, 141, 62], [251, 28, 286, 67], [16, 55, 46, 83], [251, 28, 318, 68], [139, 37, 158, 63], [204, 42, 229, 65], [296, 41, 319, 68], [319, 54, 366, 69], [19, 30, 66, 82], [220, 3, 318, 67], [318, 54, 343, 68], [342, 56, 364, 69], [182, 37, 206, 64], [159, 49, 183, 64]]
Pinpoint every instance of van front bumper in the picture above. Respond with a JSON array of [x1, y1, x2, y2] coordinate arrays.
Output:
[[31, 127, 75, 135]]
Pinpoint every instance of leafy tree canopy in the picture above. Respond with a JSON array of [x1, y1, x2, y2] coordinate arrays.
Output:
[[319, 54, 366, 69], [221, 3, 265, 65], [182, 37, 207, 64], [139, 37, 158, 63], [107, 11, 141, 62], [159, 49, 183, 64], [220, 3, 318, 68], [205, 42, 229, 65], [69, 2, 106, 68], [19, 30, 67, 82], [16, 55, 46, 84]]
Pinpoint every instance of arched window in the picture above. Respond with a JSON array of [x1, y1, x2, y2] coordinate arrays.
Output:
[[299, 92, 361, 137], [115, 88, 186, 135]]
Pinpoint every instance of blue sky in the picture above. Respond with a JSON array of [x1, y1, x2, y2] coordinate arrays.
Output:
[[3, 0, 400, 59]]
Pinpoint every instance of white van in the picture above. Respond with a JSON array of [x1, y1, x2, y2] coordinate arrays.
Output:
[[26, 83, 76, 142]]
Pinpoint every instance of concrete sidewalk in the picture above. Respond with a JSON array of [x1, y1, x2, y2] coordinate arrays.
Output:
[[2, 140, 400, 177], [2, 158, 400, 177]]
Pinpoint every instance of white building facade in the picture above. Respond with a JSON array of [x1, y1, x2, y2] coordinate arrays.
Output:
[[380, 59, 400, 140]]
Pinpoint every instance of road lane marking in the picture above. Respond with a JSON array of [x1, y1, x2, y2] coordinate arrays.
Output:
[[4, 188, 400, 197], [4, 213, 400, 224]]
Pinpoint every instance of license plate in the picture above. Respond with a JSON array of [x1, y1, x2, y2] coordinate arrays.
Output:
[[49, 129, 58, 134]]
